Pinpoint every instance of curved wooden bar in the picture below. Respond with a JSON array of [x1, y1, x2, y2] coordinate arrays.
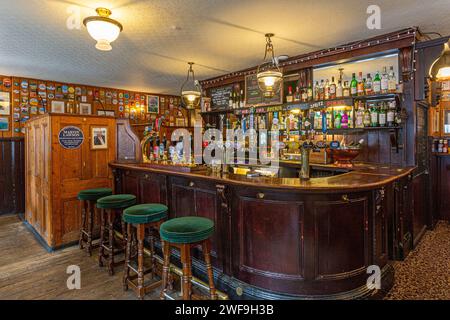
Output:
[[110, 162, 415, 299]]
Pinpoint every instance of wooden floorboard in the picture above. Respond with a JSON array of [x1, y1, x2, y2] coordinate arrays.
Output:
[[0, 214, 161, 300]]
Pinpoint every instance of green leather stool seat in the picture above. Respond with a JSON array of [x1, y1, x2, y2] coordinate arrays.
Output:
[[77, 188, 113, 201], [159, 217, 214, 244], [96, 194, 136, 209], [123, 204, 168, 224]]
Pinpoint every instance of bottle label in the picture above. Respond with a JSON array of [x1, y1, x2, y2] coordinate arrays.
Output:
[[381, 79, 388, 91], [373, 82, 381, 93], [351, 87, 357, 95], [379, 113, 386, 125], [371, 112, 378, 123], [387, 111, 395, 122]]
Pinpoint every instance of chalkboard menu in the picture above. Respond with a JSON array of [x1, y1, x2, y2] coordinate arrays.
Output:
[[209, 85, 233, 110], [245, 74, 283, 106]]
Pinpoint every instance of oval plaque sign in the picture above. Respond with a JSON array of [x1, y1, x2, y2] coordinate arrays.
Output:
[[58, 126, 84, 149]]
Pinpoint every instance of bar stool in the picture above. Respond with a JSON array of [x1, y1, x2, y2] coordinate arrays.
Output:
[[77, 188, 112, 256], [97, 194, 136, 275], [122, 203, 168, 299], [159, 216, 217, 300]]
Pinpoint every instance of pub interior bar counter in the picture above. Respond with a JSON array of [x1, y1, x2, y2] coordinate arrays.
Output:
[[1, 0, 450, 303]]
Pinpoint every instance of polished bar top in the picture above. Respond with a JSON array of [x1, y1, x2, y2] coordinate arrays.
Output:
[[110, 162, 415, 193]]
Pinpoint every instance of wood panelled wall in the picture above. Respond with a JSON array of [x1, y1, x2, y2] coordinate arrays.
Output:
[[0, 138, 24, 215], [25, 114, 116, 248]]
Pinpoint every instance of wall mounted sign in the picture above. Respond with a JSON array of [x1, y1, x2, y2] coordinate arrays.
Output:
[[58, 126, 84, 149], [209, 84, 233, 111]]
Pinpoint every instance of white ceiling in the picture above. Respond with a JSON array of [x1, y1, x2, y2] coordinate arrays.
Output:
[[0, 0, 449, 95]]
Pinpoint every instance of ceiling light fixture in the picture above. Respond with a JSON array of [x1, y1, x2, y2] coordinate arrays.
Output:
[[430, 39, 450, 82], [181, 62, 201, 110], [83, 8, 123, 51], [256, 33, 283, 98]]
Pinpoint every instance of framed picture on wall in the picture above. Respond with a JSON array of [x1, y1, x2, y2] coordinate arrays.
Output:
[[147, 95, 159, 114], [91, 127, 108, 150], [79, 103, 92, 115], [0, 91, 11, 115], [0, 117, 9, 131], [97, 109, 115, 117], [51, 100, 65, 113]]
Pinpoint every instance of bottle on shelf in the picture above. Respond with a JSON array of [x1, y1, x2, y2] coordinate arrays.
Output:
[[336, 80, 343, 98], [378, 102, 387, 127], [388, 66, 397, 93], [343, 81, 350, 97], [363, 103, 371, 127], [329, 77, 337, 99], [341, 111, 349, 129], [271, 112, 280, 131], [381, 67, 389, 94], [240, 89, 245, 108], [355, 101, 365, 128], [324, 79, 330, 100], [294, 86, 301, 102], [302, 85, 308, 102], [314, 81, 320, 101], [373, 71, 381, 94], [307, 81, 313, 101], [319, 80, 325, 100], [365, 73, 373, 95], [357, 72, 365, 96], [228, 91, 233, 109], [334, 111, 342, 129], [370, 103, 379, 127], [350, 73, 358, 97], [387, 100, 396, 127], [286, 86, 294, 103]]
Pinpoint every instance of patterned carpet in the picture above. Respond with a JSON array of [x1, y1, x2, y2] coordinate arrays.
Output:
[[386, 221, 450, 300]]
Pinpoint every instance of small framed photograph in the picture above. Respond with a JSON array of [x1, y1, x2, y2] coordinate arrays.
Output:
[[147, 95, 159, 114], [51, 100, 65, 113], [97, 109, 115, 117], [91, 127, 108, 150], [0, 117, 9, 131], [0, 91, 11, 115], [79, 103, 91, 115]]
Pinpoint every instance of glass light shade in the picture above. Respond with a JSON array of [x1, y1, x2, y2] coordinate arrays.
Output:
[[85, 20, 121, 51], [181, 90, 201, 109], [257, 70, 283, 98], [430, 42, 450, 82]]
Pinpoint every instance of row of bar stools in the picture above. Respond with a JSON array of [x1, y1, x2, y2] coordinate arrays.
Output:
[[159, 216, 217, 300], [97, 194, 137, 275], [77, 188, 113, 256], [122, 203, 168, 299]]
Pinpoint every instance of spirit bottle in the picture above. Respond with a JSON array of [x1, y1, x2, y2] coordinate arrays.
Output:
[[387, 101, 396, 127], [343, 81, 350, 97], [370, 103, 379, 127], [388, 66, 397, 93], [228, 91, 233, 109], [324, 79, 330, 100], [355, 101, 365, 128], [381, 67, 389, 94], [329, 77, 337, 99], [378, 102, 387, 127], [334, 111, 342, 129], [336, 80, 343, 98], [357, 72, 365, 96], [319, 80, 325, 100], [341, 111, 349, 129], [365, 73, 373, 95], [286, 86, 294, 103], [350, 73, 358, 96], [294, 86, 300, 102], [240, 89, 245, 108], [307, 81, 313, 101], [314, 81, 320, 101], [373, 71, 381, 94], [363, 104, 371, 127]]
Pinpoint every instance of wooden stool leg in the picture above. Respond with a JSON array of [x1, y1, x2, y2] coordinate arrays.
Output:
[[202, 239, 217, 300], [79, 200, 87, 249], [98, 208, 105, 267], [107, 209, 115, 276], [136, 224, 145, 300], [149, 229, 155, 280], [123, 223, 132, 291], [181, 244, 192, 300], [160, 240, 171, 300], [86, 200, 93, 256]]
